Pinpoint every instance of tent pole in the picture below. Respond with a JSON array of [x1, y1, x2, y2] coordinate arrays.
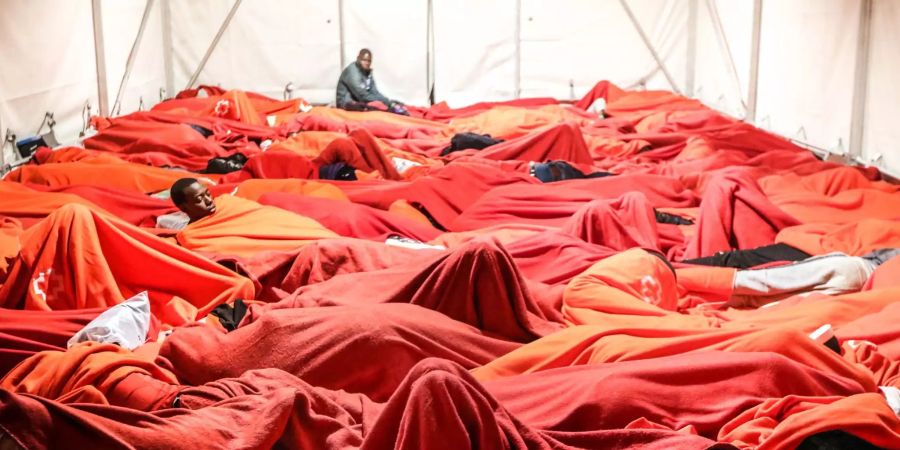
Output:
[[113, 0, 156, 115], [685, 0, 698, 97], [618, 0, 681, 94], [185, 0, 243, 90], [705, 0, 747, 111], [746, 0, 763, 122], [91, 0, 110, 116], [514, 0, 522, 98], [849, 0, 873, 159], [426, 0, 435, 104], [161, 0, 174, 97], [338, 0, 346, 69]]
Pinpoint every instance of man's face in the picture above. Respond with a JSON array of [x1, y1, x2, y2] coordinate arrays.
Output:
[[179, 182, 216, 222], [357, 53, 372, 72]]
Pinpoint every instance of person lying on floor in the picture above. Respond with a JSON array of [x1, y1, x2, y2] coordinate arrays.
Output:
[[528, 160, 614, 183], [726, 248, 900, 308], [165, 177, 217, 227], [681, 243, 900, 308], [0, 203, 254, 322], [336, 48, 408, 115], [160, 178, 339, 257]]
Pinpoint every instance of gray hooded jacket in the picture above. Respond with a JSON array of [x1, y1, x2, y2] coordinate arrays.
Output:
[[335, 61, 392, 108]]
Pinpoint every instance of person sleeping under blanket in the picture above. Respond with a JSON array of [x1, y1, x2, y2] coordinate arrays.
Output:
[[157, 178, 340, 258], [0, 203, 254, 325], [682, 243, 900, 308], [527, 160, 614, 183]]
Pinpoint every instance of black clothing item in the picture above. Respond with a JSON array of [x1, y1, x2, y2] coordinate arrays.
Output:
[[798, 430, 886, 450], [822, 335, 841, 354], [646, 250, 676, 279], [654, 210, 695, 225], [440, 133, 504, 156], [188, 124, 214, 138], [860, 248, 900, 266], [210, 299, 249, 332], [340, 101, 378, 112], [530, 160, 614, 183], [584, 171, 615, 179], [410, 201, 448, 232], [202, 153, 248, 174], [682, 243, 813, 269], [318, 162, 358, 181]]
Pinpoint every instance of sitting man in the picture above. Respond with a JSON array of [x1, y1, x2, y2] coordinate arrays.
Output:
[[336, 48, 407, 115]]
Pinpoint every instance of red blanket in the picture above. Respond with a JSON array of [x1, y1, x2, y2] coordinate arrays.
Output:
[[159, 304, 521, 401], [0, 204, 254, 325]]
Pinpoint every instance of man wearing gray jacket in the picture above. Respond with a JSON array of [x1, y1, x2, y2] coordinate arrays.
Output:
[[335, 48, 406, 114]]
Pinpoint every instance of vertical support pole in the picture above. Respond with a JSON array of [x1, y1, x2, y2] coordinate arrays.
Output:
[[514, 0, 522, 98], [338, 0, 347, 69], [161, 0, 174, 97], [685, 0, 698, 97], [113, 0, 156, 115], [746, 0, 763, 122], [91, 0, 109, 116], [619, 0, 682, 94], [185, 0, 244, 90], [426, 0, 435, 104], [849, 0, 873, 159]]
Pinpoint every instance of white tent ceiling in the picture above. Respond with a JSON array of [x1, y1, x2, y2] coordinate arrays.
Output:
[[2, 0, 898, 177]]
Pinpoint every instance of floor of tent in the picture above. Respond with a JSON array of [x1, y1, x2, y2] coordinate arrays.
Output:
[[1, 81, 900, 449]]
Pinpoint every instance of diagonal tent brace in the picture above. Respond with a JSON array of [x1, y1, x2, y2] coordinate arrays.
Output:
[[705, 0, 748, 113], [185, 0, 244, 91], [113, 0, 157, 116], [849, 0, 873, 161], [91, 0, 110, 116], [618, 0, 681, 94], [746, 0, 763, 123], [685, 0, 698, 96]]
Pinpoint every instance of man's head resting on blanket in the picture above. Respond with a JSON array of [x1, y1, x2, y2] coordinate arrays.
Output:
[[171, 178, 216, 222]]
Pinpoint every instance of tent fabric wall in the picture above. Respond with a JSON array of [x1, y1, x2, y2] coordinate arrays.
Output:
[[691, 0, 754, 119], [432, 0, 518, 107], [4, 0, 900, 177], [862, 0, 900, 178], [168, 0, 341, 103], [518, 0, 688, 100], [100, 0, 166, 116], [0, 0, 99, 162], [754, 0, 860, 154]]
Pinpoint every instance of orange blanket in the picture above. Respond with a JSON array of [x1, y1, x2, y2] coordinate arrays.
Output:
[[776, 219, 900, 256], [719, 393, 900, 450], [176, 194, 339, 258], [0, 341, 176, 405], [5, 160, 215, 194], [563, 248, 685, 326], [471, 324, 876, 393], [0, 181, 105, 228]]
